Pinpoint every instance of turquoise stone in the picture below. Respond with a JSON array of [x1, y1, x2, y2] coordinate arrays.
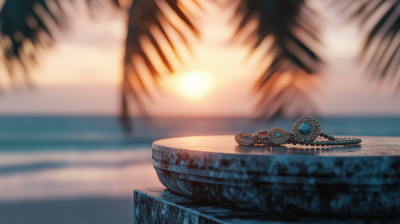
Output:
[[299, 123, 311, 135], [276, 132, 281, 137]]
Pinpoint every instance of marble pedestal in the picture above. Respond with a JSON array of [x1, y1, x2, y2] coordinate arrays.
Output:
[[133, 187, 400, 224], [152, 136, 400, 216]]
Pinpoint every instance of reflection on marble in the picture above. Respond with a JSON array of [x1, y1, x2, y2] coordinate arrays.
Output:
[[134, 187, 400, 224], [234, 144, 363, 155], [152, 136, 400, 216]]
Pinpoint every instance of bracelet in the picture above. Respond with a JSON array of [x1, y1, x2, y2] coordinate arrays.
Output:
[[235, 116, 362, 146]]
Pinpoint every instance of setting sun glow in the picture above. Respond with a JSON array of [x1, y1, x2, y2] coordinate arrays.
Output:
[[176, 71, 214, 100]]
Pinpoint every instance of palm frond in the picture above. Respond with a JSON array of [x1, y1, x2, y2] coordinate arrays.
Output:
[[233, 0, 322, 119], [0, 0, 200, 131], [335, 0, 400, 90], [0, 0, 120, 86], [121, 0, 198, 130]]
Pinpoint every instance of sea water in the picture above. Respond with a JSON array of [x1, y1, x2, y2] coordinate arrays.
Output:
[[1, 116, 399, 151], [0, 115, 399, 201]]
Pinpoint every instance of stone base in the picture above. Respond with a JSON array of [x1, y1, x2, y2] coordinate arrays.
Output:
[[133, 187, 400, 224]]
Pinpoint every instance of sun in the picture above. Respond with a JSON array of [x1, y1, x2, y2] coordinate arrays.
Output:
[[176, 70, 214, 100]]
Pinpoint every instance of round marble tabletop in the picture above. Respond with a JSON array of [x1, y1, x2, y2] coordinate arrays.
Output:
[[152, 136, 400, 217], [153, 135, 400, 156]]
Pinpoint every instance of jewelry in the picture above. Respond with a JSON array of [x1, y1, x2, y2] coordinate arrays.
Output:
[[235, 132, 256, 145], [235, 116, 362, 146], [254, 130, 270, 144], [267, 127, 290, 145]]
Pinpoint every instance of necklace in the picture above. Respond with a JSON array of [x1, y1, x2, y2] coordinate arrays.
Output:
[[235, 116, 362, 146]]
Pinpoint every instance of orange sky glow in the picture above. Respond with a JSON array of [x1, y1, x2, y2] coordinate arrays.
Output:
[[0, 0, 399, 117]]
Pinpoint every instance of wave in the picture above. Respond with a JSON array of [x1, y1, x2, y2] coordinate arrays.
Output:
[[0, 148, 163, 202], [0, 148, 152, 175]]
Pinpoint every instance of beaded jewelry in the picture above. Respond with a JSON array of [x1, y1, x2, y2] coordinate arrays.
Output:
[[235, 116, 362, 146]]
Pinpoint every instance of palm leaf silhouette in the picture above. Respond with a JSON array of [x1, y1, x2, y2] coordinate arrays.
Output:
[[0, 0, 120, 85], [233, 0, 322, 119], [121, 0, 198, 130], [336, 0, 400, 90], [0, 0, 198, 130]]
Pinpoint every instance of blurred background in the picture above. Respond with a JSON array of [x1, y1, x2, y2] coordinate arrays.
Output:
[[1, 0, 400, 223]]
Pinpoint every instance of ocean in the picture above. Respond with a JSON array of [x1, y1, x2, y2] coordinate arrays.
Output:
[[1, 116, 399, 151], [0, 115, 399, 223]]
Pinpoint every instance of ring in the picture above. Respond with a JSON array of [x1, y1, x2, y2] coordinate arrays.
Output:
[[234, 116, 362, 146]]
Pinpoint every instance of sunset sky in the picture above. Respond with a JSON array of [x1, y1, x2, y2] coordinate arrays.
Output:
[[0, 0, 399, 117]]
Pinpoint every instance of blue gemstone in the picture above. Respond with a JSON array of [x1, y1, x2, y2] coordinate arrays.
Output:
[[299, 123, 311, 135], [275, 132, 281, 137]]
